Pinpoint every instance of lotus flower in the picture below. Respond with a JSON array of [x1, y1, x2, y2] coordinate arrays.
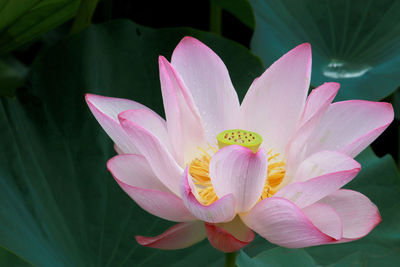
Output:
[[85, 37, 393, 252]]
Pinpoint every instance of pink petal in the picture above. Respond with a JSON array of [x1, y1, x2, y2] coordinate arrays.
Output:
[[171, 37, 240, 142], [119, 111, 183, 195], [285, 83, 340, 173], [302, 203, 342, 240], [108, 155, 195, 222], [306, 100, 394, 158], [275, 151, 360, 208], [107, 154, 168, 191], [159, 56, 207, 164], [209, 145, 268, 212], [241, 43, 311, 153], [113, 181, 195, 222], [299, 82, 339, 126], [136, 221, 206, 249], [205, 216, 255, 253], [86, 94, 148, 154], [117, 108, 174, 157], [181, 167, 236, 223], [294, 150, 361, 183], [318, 189, 381, 239], [113, 144, 124, 154], [241, 197, 336, 248]]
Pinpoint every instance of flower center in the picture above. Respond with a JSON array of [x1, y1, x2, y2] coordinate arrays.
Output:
[[216, 129, 262, 153], [189, 129, 286, 206]]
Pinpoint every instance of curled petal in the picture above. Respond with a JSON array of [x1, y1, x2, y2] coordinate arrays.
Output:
[[275, 151, 360, 208], [85, 94, 148, 154], [113, 183, 195, 222], [171, 36, 240, 142], [241, 197, 337, 248], [181, 167, 236, 223], [119, 111, 183, 195], [306, 100, 394, 158], [302, 203, 342, 240], [299, 82, 339, 127], [209, 145, 268, 212], [285, 83, 340, 170], [107, 154, 168, 191], [241, 43, 311, 153], [294, 150, 361, 182], [117, 108, 174, 155], [205, 216, 255, 253], [318, 189, 381, 239], [108, 155, 195, 222], [136, 221, 206, 250]]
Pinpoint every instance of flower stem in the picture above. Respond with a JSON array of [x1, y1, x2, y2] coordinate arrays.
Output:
[[210, 1, 222, 35], [225, 252, 237, 267]]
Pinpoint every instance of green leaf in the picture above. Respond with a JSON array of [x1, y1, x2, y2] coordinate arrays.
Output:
[[0, 248, 33, 267], [237, 248, 317, 267], [249, 0, 400, 101], [0, 20, 264, 266], [0, 57, 26, 97], [211, 0, 255, 29], [0, 0, 81, 54]]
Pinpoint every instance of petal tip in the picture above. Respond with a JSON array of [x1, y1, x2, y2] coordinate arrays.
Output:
[[383, 102, 395, 120], [117, 109, 135, 124], [85, 93, 97, 105], [296, 42, 312, 53], [158, 55, 168, 65], [174, 36, 216, 59], [135, 235, 154, 247], [323, 81, 341, 89], [180, 36, 200, 44]]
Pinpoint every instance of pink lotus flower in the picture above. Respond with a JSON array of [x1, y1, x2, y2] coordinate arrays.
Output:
[[85, 37, 393, 252]]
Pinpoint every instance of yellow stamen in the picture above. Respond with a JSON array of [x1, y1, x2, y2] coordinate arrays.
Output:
[[189, 149, 218, 205], [189, 130, 286, 206], [260, 151, 286, 199]]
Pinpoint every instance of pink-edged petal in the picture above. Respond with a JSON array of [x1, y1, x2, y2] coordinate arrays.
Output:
[[209, 145, 268, 212], [136, 221, 206, 250], [306, 100, 394, 158], [119, 111, 183, 195], [113, 182, 195, 222], [299, 82, 339, 126], [114, 144, 123, 154], [108, 155, 195, 222], [117, 108, 174, 157], [294, 150, 361, 183], [275, 151, 360, 208], [107, 154, 167, 191], [205, 216, 255, 253], [241, 43, 311, 153], [159, 56, 206, 164], [302, 203, 342, 240], [181, 167, 236, 223], [319, 189, 381, 239], [285, 84, 340, 174], [86, 94, 148, 154], [171, 37, 240, 142], [241, 197, 336, 248]]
